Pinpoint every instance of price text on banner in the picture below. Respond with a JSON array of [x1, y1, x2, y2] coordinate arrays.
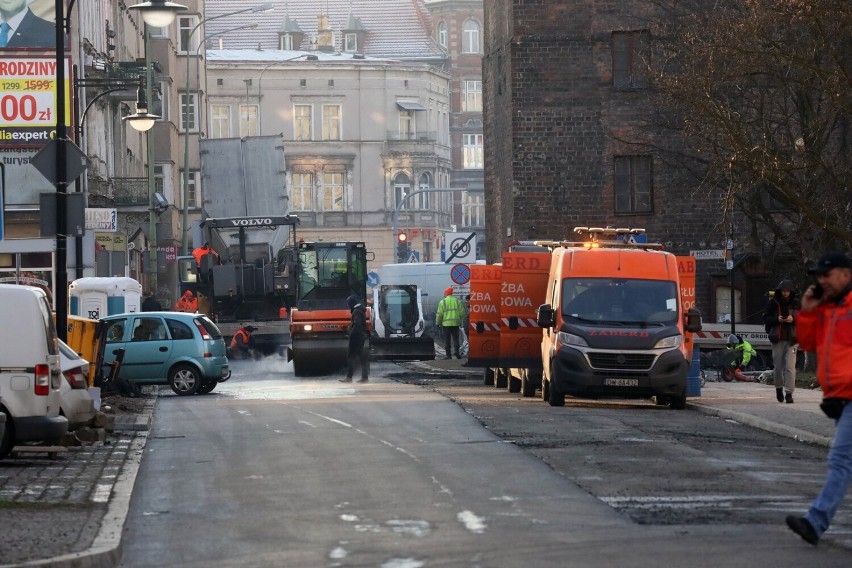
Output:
[[0, 58, 72, 147]]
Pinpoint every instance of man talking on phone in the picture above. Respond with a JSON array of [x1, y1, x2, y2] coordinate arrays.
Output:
[[786, 251, 852, 546]]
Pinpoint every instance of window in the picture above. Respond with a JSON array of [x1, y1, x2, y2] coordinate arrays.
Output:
[[461, 80, 482, 112], [462, 20, 481, 54], [149, 25, 168, 39], [418, 173, 431, 209], [177, 16, 199, 54], [154, 165, 165, 196], [344, 33, 357, 52], [239, 104, 258, 137], [394, 173, 411, 210], [612, 30, 649, 89], [715, 286, 742, 324], [322, 105, 341, 140], [437, 21, 447, 48], [321, 172, 344, 211], [463, 192, 484, 227], [463, 133, 484, 169], [153, 81, 168, 121], [399, 110, 415, 139], [165, 319, 193, 340], [280, 34, 294, 50], [614, 155, 652, 213], [294, 104, 312, 141], [179, 92, 197, 132], [291, 172, 314, 211], [210, 104, 230, 138], [183, 170, 199, 208]]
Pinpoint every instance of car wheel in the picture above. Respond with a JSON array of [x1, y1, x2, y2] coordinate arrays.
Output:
[[198, 381, 217, 394], [655, 395, 670, 406], [0, 410, 14, 460], [508, 372, 522, 393], [169, 364, 202, 396], [483, 368, 495, 386], [670, 389, 687, 410], [548, 381, 565, 407], [495, 368, 508, 389], [522, 370, 540, 398]]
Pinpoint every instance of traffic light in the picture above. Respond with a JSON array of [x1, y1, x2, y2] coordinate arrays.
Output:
[[397, 231, 409, 262]]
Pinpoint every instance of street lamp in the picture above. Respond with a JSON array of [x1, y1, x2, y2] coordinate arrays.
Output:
[[181, 3, 275, 255], [52, 0, 186, 342], [128, 0, 188, 27], [257, 56, 307, 136], [123, 80, 161, 132]]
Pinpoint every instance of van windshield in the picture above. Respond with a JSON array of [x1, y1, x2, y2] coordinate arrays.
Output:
[[561, 278, 678, 326]]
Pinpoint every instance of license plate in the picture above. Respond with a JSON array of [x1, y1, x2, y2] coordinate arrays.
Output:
[[604, 378, 639, 387]]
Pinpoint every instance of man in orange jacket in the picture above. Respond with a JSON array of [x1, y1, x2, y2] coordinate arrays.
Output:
[[786, 252, 852, 546], [174, 290, 198, 313]]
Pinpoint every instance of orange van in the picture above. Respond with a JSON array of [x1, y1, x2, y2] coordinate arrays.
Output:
[[536, 236, 702, 409]]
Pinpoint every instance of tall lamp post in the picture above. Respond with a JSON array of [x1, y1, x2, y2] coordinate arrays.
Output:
[[257, 56, 307, 136], [181, 3, 274, 256], [53, 0, 185, 342]]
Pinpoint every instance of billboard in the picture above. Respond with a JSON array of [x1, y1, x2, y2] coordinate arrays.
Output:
[[0, 56, 71, 147], [0, 0, 65, 50]]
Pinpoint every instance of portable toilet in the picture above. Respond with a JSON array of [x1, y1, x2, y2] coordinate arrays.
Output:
[[69, 277, 143, 320]]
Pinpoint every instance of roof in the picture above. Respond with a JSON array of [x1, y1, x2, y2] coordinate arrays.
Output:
[[203, 0, 446, 60], [206, 49, 396, 65]]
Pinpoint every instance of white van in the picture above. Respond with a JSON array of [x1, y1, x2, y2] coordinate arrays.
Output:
[[0, 284, 68, 459]]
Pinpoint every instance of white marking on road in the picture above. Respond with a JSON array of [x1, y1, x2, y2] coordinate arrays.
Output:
[[237, 410, 251, 416], [329, 546, 348, 559], [620, 437, 664, 443], [382, 559, 425, 568], [490, 495, 516, 502], [431, 476, 453, 497], [387, 519, 430, 537], [92, 483, 111, 503], [340, 514, 359, 522], [457, 510, 486, 534], [354, 523, 382, 533], [245, 475, 264, 480], [310, 412, 351, 428], [297, 420, 317, 428]]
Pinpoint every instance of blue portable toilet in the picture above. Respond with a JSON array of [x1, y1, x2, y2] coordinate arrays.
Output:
[[69, 277, 143, 320]]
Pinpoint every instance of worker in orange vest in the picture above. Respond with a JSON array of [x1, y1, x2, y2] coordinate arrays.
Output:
[[230, 325, 257, 359], [174, 290, 198, 312], [192, 242, 220, 268]]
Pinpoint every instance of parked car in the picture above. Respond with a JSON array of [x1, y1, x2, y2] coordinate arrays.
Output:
[[57, 340, 96, 430], [95, 312, 230, 396], [0, 284, 68, 460]]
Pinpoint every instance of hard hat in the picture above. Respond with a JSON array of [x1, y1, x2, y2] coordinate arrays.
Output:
[[727, 334, 739, 345], [444, 287, 453, 295]]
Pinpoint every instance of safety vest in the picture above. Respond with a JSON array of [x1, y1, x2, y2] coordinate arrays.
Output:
[[230, 328, 250, 349], [437, 295, 464, 327], [175, 296, 198, 312]]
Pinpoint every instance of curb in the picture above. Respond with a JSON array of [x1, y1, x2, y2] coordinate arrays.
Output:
[[15, 388, 158, 568], [686, 401, 832, 448]]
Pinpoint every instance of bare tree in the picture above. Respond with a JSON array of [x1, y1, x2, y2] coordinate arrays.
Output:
[[648, 0, 852, 263]]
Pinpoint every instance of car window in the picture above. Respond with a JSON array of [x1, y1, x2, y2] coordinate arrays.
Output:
[[131, 317, 168, 341], [166, 318, 194, 340], [196, 316, 223, 339], [105, 320, 127, 343]]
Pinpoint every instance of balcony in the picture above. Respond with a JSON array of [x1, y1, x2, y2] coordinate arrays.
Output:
[[386, 130, 436, 142]]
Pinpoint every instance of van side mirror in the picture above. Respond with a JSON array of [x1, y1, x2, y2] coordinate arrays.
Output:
[[684, 308, 702, 333], [536, 304, 555, 328]]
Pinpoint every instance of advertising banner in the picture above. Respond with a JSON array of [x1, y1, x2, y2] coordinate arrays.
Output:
[[0, 57, 71, 146]]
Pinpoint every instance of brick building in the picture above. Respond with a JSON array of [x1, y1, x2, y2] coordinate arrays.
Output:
[[482, 1, 774, 324]]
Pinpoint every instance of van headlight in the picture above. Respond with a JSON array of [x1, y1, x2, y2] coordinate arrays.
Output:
[[557, 331, 588, 347], [654, 335, 682, 349]]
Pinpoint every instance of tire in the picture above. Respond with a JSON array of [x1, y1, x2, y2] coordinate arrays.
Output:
[[655, 395, 670, 406], [670, 389, 687, 410], [0, 410, 14, 460], [522, 370, 540, 398], [198, 381, 217, 394], [722, 367, 735, 382], [495, 368, 508, 389], [292, 355, 305, 377], [548, 382, 565, 407], [169, 364, 202, 396], [508, 372, 522, 393], [483, 368, 495, 386]]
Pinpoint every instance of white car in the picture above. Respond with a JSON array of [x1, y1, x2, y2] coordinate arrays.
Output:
[[58, 340, 96, 430]]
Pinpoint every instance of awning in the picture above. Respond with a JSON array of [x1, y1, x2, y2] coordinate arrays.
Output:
[[396, 101, 427, 111]]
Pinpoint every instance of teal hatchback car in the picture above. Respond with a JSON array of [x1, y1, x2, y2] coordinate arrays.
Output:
[[95, 312, 230, 395]]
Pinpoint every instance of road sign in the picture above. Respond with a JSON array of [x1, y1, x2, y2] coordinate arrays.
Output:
[[690, 249, 725, 260], [407, 251, 420, 263], [444, 232, 476, 263], [30, 139, 88, 185], [367, 271, 380, 287], [450, 263, 470, 285]]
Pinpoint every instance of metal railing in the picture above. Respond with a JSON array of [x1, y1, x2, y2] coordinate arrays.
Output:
[[386, 130, 437, 142]]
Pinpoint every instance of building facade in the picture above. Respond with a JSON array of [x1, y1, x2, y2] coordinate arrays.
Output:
[[482, 1, 770, 324]]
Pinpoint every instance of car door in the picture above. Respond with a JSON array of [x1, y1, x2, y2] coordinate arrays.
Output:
[[99, 317, 130, 382], [121, 316, 173, 382]]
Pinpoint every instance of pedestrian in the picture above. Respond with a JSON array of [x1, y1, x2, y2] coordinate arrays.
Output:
[[141, 292, 162, 312], [340, 294, 369, 383], [725, 334, 758, 382], [436, 286, 464, 359], [763, 279, 798, 403], [786, 251, 852, 546], [0, 0, 56, 48], [229, 325, 257, 359], [174, 289, 198, 312]]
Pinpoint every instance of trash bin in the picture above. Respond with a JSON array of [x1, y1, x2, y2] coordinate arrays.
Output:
[[687, 345, 701, 397]]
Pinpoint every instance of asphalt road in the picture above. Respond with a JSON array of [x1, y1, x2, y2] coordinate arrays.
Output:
[[117, 359, 851, 567]]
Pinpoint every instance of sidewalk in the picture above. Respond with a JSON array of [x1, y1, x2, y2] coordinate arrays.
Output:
[[1, 367, 840, 567]]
